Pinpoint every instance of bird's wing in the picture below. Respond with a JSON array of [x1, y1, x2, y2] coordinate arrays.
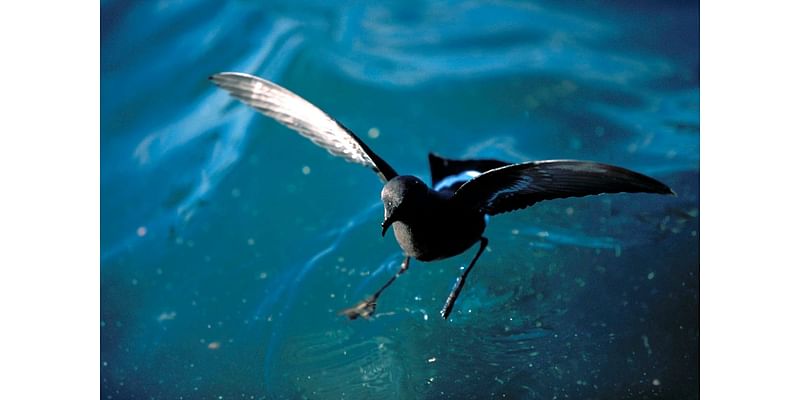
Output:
[[210, 72, 398, 182], [450, 160, 674, 215]]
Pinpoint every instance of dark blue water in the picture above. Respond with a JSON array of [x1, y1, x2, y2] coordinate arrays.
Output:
[[101, 1, 699, 398]]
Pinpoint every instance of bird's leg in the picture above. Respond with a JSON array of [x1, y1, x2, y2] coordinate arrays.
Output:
[[440, 237, 489, 320], [339, 256, 411, 320]]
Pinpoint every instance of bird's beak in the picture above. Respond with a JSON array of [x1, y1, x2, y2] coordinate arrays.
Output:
[[381, 214, 397, 237]]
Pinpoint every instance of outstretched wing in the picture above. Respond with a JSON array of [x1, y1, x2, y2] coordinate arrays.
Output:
[[210, 72, 398, 182], [450, 160, 674, 215]]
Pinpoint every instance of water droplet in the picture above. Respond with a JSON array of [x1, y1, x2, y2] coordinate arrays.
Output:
[[368, 127, 380, 139], [301, 166, 311, 175]]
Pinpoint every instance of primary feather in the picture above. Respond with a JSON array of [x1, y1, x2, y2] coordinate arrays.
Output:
[[451, 160, 674, 215], [210, 72, 397, 182]]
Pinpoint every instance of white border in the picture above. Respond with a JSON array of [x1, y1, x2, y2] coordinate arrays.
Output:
[[702, 1, 800, 398], [0, 3, 99, 398]]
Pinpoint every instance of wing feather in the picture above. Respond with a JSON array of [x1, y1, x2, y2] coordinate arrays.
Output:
[[450, 160, 674, 215], [210, 72, 397, 182]]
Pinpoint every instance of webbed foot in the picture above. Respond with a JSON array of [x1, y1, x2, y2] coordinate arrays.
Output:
[[339, 295, 378, 320]]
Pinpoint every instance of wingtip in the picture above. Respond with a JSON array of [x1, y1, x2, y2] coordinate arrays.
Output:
[[208, 72, 234, 82], [655, 184, 676, 197]]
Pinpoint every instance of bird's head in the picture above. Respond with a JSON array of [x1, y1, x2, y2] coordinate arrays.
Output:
[[380, 175, 428, 236]]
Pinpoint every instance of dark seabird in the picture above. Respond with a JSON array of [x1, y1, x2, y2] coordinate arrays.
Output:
[[210, 72, 675, 320]]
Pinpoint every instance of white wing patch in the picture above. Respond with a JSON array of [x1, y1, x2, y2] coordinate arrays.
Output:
[[433, 170, 481, 192]]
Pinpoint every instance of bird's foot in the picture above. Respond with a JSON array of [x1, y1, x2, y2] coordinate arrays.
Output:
[[339, 295, 378, 320]]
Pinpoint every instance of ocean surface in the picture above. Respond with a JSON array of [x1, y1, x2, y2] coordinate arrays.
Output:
[[101, 1, 699, 398]]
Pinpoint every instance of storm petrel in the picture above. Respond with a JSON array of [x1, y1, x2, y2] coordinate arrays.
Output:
[[210, 72, 674, 320]]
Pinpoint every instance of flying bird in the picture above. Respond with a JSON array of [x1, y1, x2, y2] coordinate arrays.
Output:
[[210, 72, 674, 320]]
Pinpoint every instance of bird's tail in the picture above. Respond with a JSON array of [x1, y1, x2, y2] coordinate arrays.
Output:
[[428, 153, 511, 192]]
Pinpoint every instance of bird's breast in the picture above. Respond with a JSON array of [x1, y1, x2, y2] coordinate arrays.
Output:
[[392, 210, 486, 261]]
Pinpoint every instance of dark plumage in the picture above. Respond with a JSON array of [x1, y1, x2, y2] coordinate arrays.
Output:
[[210, 72, 675, 320]]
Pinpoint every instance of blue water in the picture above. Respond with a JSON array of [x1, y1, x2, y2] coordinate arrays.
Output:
[[101, 1, 699, 398]]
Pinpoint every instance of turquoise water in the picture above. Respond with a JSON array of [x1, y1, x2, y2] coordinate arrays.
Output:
[[101, 1, 699, 398]]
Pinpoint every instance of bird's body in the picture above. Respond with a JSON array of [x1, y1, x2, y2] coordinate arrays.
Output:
[[389, 183, 486, 262], [210, 72, 675, 320]]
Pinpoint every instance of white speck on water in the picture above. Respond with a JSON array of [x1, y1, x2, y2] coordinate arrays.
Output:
[[511, 229, 519, 235], [136, 226, 147, 237], [157, 311, 177, 322], [652, 378, 661, 386], [423, 313, 429, 321], [537, 230, 549, 238], [647, 272, 655, 280], [259, 272, 267, 279], [368, 127, 380, 139], [330, 293, 336, 299], [642, 335, 652, 355], [427, 357, 437, 363], [301, 165, 311, 175], [565, 207, 574, 216]]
